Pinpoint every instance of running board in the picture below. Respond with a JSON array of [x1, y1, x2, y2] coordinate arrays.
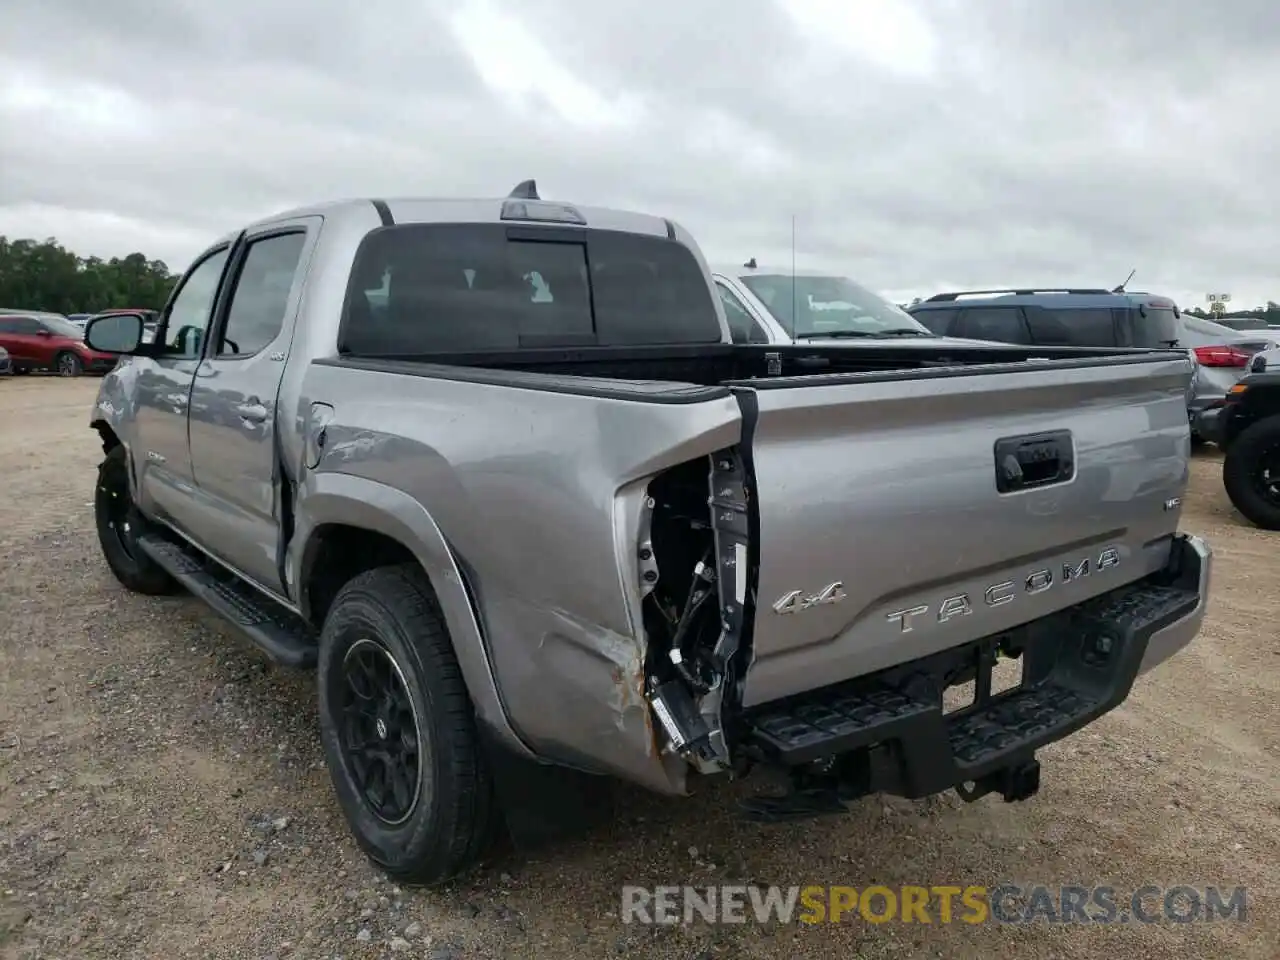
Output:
[[136, 534, 317, 668]]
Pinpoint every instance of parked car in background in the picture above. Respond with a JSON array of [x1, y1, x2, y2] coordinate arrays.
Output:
[[905, 288, 1183, 347], [1207, 315, 1272, 332], [709, 262, 986, 347], [67, 313, 94, 326], [0, 313, 121, 376], [1196, 356, 1280, 528], [0, 345, 11, 376], [1177, 315, 1277, 443], [904, 289, 1271, 444]]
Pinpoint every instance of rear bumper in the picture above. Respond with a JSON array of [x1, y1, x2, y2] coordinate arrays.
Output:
[[1191, 405, 1224, 445], [740, 533, 1210, 799]]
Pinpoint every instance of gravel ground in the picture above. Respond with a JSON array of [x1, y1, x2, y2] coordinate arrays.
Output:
[[1, 375, 1277, 960]]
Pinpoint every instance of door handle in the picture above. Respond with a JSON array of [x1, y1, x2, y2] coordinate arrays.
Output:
[[994, 430, 1074, 493], [236, 402, 268, 424]]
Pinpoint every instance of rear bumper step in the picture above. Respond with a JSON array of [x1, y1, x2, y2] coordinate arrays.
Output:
[[740, 534, 1209, 801], [137, 533, 317, 668]]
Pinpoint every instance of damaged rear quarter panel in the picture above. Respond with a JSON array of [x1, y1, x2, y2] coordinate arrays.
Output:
[[299, 361, 743, 794]]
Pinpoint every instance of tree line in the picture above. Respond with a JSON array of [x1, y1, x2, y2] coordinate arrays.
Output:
[[5, 233, 1279, 325], [1183, 303, 1280, 323], [0, 236, 177, 314]]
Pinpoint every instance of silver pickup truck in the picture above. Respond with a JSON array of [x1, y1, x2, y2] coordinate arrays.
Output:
[[83, 183, 1211, 885]]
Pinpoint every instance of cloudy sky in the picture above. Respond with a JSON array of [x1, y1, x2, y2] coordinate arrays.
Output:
[[2, 0, 1277, 307]]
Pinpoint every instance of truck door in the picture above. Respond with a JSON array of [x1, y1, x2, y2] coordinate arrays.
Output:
[[184, 218, 318, 594], [131, 245, 233, 526]]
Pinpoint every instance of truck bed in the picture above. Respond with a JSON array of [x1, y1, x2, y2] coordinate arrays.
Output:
[[303, 339, 1194, 788]]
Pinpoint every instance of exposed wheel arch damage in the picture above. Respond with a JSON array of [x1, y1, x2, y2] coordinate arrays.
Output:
[[290, 476, 534, 762], [92, 420, 121, 454]]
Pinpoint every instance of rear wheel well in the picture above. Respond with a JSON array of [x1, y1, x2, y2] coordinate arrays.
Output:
[[303, 524, 420, 626]]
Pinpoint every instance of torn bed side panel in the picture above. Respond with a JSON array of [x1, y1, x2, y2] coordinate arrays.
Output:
[[524, 603, 689, 795], [642, 446, 753, 775]]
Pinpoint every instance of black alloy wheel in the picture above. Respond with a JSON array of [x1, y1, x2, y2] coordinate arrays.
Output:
[[1222, 414, 1280, 530], [338, 637, 424, 825]]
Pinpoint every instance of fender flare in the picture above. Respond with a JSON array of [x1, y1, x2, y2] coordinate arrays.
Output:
[[291, 472, 534, 758]]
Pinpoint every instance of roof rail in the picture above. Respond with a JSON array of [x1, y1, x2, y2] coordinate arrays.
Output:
[[507, 179, 540, 200], [925, 288, 1113, 302]]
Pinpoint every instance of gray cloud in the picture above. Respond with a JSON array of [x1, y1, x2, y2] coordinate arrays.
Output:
[[2, 0, 1278, 305]]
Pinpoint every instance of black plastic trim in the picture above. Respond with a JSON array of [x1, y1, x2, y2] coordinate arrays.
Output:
[[504, 225, 587, 243], [740, 535, 1204, 799], [723, 347, 1190, 390], [311, 355, 733, 404]]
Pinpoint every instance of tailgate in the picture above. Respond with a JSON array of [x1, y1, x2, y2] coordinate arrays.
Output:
[[732, 353, 1193, 708]]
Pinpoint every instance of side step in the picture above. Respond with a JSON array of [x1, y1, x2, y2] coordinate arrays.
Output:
[[136, 533, 317, 668]]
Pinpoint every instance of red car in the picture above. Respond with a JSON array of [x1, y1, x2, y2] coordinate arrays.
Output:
[[0, 312, 120, 376]]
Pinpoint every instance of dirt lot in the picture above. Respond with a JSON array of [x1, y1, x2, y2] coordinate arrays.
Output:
[[1, 375, 1277, 960]]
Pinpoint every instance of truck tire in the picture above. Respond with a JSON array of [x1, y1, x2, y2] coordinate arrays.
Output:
[[317, 564, 499, 885], [1222, 415, 1280, 530], [94, 445, 180, 594], [55, 351, 83, 377]]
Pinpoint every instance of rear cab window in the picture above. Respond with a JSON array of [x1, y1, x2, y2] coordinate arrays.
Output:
[[340, 224, 724, 355]]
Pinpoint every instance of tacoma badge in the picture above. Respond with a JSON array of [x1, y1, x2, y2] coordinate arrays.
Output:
[[885, 547, 1121, 633]]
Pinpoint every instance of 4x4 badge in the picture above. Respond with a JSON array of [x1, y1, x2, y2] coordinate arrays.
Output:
[[772, 582, 847, 615]]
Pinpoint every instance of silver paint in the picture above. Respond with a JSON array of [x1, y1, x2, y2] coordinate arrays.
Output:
[[87, 196, 1212, 796]]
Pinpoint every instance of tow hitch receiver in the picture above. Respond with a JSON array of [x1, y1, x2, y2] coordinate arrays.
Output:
[[956, 757, 1041, 804]]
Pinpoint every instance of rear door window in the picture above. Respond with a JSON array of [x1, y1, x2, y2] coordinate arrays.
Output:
[[955, 307, 1030, 343], [912, 308, 955, 335], [341, 224, 723, 354], [0, 317, 42, 335], [1028, 307, 1116, 346]]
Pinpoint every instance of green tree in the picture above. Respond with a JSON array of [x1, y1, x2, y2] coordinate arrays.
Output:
[[0, 236, 177, 313]]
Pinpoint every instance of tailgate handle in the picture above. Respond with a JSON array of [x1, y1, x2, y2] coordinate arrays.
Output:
[[994, 430, 1074, 493]]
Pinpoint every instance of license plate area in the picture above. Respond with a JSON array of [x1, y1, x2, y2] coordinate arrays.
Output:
[[942, 641, 1026, 715]]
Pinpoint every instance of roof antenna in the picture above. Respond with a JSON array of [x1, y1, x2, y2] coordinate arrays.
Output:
[[790, 214, 797, 340], [1112, 268, 1135, 294], [743, 257, 757, 269], [508, 179, 539, 200]]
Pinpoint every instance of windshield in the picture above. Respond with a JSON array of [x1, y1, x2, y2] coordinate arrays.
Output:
[[737, 273, 931, 337], [41, 316, 85, 339]]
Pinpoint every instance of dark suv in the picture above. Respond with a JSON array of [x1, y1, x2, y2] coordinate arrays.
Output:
[[905, 288, 1228, 436], [906, 288, 1183, 349]]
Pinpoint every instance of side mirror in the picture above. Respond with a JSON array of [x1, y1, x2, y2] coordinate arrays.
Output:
[[85, 312, 146, 354]]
